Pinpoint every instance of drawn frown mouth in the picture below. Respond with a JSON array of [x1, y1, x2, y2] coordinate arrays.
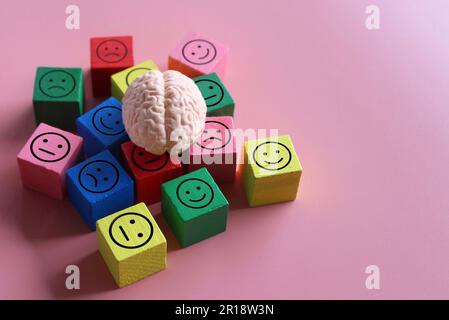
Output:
[[48, 85, 65, 90], [38, 148, 55, 156], [198, 48, 210, 60], [100, 117, 114, 130], [189, 194, 206, 202], [264, 158, 284, 165], [104, 52, 120, 57], [86, 173, 98, 187], [203, 136, 222, 142]]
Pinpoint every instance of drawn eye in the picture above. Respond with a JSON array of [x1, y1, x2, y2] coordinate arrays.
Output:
[[57, 144, 62, 148], [104, 177, 108, 181], [216, 129, 221, 133], [108, 113, 112, 116], [196, 186, 201, 190], [263, 152, 268, 156], [186, 191, 190, 194], [96, 168, 101, 172], [209, 86, 213, 90], [49, 79, 53, 82], [115, 121, 120, 125], [198, 45, 202, 48], [43, 139, 48, 143], [203, 130, 208, 134], [138, 233, 143, 237], [62, 79, 65, 83], [139, 152, 144, 157], [130, 219, 135, 224], [276, 150, 280, 154]]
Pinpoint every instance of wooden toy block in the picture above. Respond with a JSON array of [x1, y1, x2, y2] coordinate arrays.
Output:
[[66, 150, 134, 230], [187, 116, 236, 183], [17, 123, 83, 199], [121, 141, 183, 205], [193, 73, 234, 117], [168, 32, 229, 79], [161, 168, 228, 247], [76, 97, 129, 158], [243, 135, 302, 207], [97, 202, 167, 288], [90, 36, 134, 98], [111, 60, 159, 101], [33, 67, 84, 131]]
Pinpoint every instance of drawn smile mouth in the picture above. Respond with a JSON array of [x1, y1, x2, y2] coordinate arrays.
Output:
[[189, 194, 206, 202], [204, 94, 217, 100], [198, 49, 210, 60], [100, 117, 114, 130], [264, 158, 284, 165], [86, 173, 98, 187], [38, 148, 55, 156], [48, 85, 65, 90], [203, 136, 222, 142]]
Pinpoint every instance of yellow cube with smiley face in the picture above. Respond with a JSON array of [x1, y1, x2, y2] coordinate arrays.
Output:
[[111, 60, 159, 101], [243, 135, 302, 207], [96, 202, 167, 287]]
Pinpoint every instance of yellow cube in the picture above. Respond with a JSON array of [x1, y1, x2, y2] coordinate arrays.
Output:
[[243, 135, 302, 207], [111, 60, 159, 101], [96, 202, 167, 287]]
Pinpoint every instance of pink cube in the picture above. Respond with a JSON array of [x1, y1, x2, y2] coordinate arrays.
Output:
[[187, 116, 236, 183], [168, 32, 229, 79], [17, 123, 83, 199]]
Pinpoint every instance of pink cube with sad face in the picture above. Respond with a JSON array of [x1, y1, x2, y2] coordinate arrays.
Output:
[[187, 116, 236, 183], [168, 32, 229, 79], [17, 123, 83, 199]]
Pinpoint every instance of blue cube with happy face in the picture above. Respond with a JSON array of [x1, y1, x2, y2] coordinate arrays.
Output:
[[66, 150, 134, 230], [76, 97, 129, 157]]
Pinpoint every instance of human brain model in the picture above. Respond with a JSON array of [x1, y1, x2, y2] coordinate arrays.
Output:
[[122, 70, 206, 155]]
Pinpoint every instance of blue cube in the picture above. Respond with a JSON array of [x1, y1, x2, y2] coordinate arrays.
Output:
[[66, 150, 134, 230], [76, 97, 129, 157]]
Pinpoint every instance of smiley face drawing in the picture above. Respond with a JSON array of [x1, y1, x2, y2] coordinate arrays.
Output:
[[92, 106, 125, 136], [194, 79, 224, 107], [30, 132, 71, 163], [125, 68, 152, 86], [78, 160, 119, 193], [176, 178, 214, 209], [182, 39, 217, 65], [109, 212, 154, 249], [96, 39, 128, 63], [253, 141, 292, 171], [196, 120, 231, 151], [38, 70, 76, 98], [131, 146, 169, 172]]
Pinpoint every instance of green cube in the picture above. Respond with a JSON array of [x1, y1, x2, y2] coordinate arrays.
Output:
[[33, 67, 84, 131], [161, 168, 229, 247], [193, 73, 235, 117]]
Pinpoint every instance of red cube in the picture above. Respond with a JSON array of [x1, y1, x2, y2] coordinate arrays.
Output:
[[187, 116, 237, 183], [121, 141, 183, 204], [90, 36, 134, 98]]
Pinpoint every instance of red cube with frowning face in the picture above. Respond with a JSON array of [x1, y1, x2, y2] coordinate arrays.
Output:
[[187, 116, 237, 183], [90, 36, 134, 98], [121, 141, 184, 205]]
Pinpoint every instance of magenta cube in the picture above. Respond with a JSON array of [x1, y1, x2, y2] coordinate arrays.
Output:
[[17, 123, 83, 199], [168, 32, 229, 79], [187, 116, 236, 183]]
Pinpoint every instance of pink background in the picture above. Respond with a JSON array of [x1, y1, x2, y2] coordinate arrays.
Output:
[[0, 0, 448, 299]]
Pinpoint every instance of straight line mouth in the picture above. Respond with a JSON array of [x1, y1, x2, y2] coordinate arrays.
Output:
[[38, 148, 55, 156]]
